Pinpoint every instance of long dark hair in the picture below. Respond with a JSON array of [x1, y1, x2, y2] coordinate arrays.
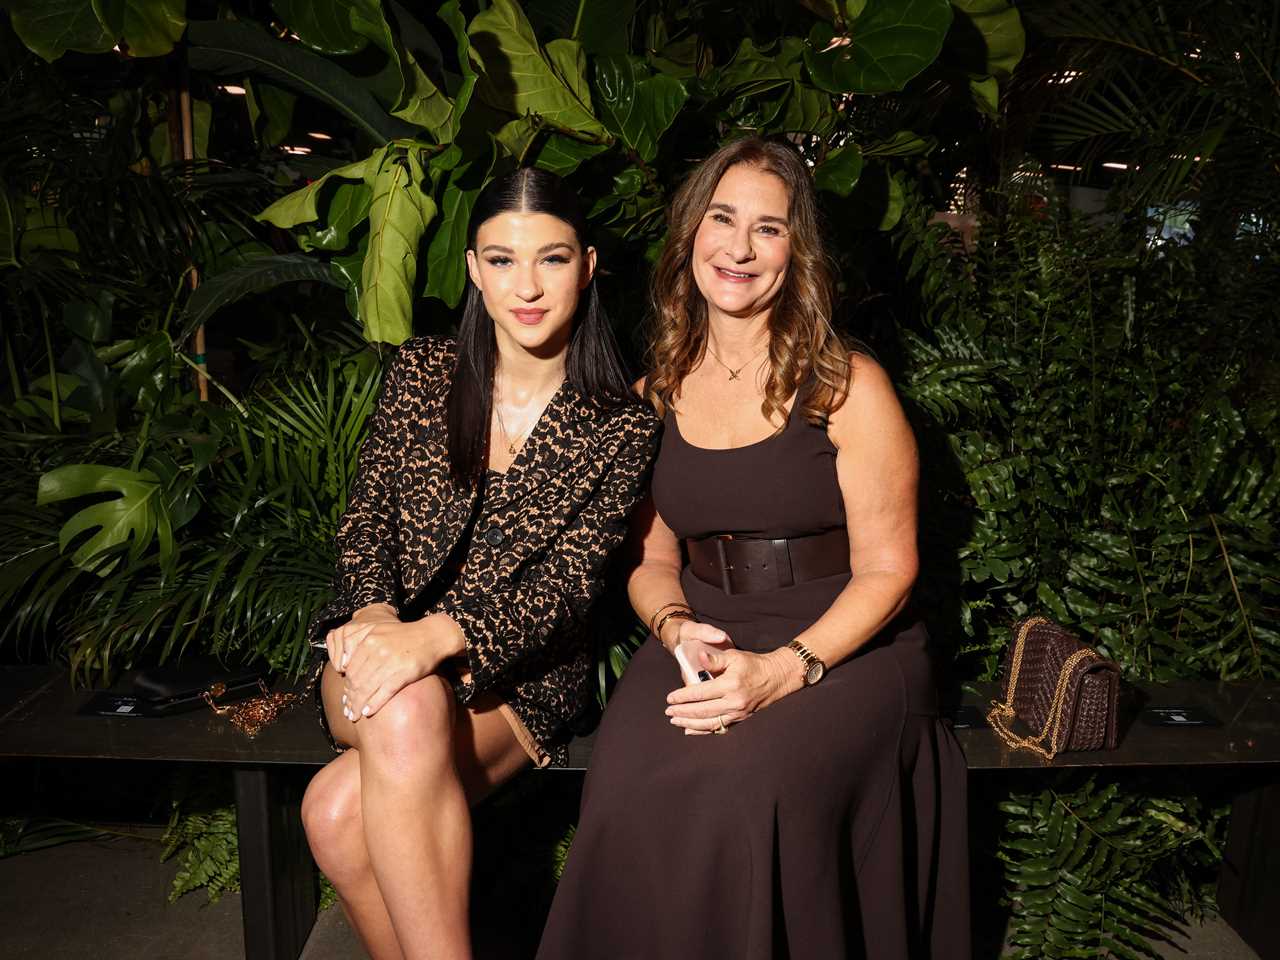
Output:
[[447, 167, 633, 487]]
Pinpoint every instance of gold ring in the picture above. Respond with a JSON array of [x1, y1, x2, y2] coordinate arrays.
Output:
[[715, 715, 728, 734]]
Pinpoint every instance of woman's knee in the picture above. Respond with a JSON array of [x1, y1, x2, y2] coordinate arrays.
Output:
[[301, 757, 364, 867], [358, 674, 456, 768]]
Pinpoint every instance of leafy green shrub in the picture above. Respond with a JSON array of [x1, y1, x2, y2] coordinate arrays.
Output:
[[998, 774, 1228, 959], [893, 196, 1279, 681]]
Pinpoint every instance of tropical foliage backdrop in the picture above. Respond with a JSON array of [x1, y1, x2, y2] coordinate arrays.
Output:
[[1, 0, 1276, 955]]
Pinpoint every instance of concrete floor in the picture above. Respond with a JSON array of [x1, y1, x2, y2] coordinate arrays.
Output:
[[0, 832, 1262, 960]]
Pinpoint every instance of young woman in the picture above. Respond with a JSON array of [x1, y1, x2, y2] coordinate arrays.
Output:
[[300, 167, 660, 960], [539, 138, 970, 959]]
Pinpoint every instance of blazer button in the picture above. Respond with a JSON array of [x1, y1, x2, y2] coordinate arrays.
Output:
[[482, 527, 505, 547]]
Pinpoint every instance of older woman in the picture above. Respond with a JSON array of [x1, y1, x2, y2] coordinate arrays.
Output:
[[539, 138, 969, 959]]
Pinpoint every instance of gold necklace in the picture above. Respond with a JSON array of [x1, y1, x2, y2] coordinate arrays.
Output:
[[493, 401, 529, 455], [493, 380, 562, 455], [705, 342, 767, 381]]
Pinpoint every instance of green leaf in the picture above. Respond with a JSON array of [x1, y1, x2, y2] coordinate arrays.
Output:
[[350, 0, 449, 139], [62, 296, 112, 342], [864, 130, 935, 157], [803, 0, 953, 94], [359, 148, 437, 343], [525, 0, 634, 54], [845, 164, 904, 229], [4, 0, 114, 62], [271, 0, 367, 55], [92, 0, 185, 58], [304, 181, 372, 252], [495, 116, 608, 174], [187, 20, 416, 145], [970, 75, 999, 116], [245, 79, 297, 148], [719, 39, 794, 98], [949, 0, 1025, 78], [0, 191, 18, 268], [469, 0, 607, 137], [256, 150, 381, 229], [814, 142, 864, 196], [795, 0, 868, 24], [424, 166, 479, 307], [429, 0, 477, 142], [179, 254, 345, 338], [21, 202, 79, 256], [37, 464, 170, 573], [593, 55, 688, 163]]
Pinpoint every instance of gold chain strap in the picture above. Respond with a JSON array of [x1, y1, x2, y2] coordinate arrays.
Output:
[[987, 617, 1099, 760], [202, 663, 321, 738]]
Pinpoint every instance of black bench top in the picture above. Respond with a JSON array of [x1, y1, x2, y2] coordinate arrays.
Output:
[[2, 666, 1278, 771]]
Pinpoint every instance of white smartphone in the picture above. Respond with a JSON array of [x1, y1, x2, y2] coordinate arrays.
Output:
[[673, 644, 713, 685]]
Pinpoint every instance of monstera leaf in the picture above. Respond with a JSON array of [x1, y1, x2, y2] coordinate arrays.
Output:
[[37, 464, 172, 574], [469, 0, 607, 138], [804, 0, 953, 94]]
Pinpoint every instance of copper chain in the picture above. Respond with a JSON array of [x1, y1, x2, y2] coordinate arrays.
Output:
[[986, 617, 1098, 760]]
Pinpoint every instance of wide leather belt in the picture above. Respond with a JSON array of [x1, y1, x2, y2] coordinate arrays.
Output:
[[685, 528, 850, 595]]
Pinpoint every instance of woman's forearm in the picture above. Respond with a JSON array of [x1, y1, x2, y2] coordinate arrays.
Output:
[[790, 570, 914, 669], [627, 561, 690, 652]]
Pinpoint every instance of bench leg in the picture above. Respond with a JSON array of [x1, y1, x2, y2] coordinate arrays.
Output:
[[1218, 778, 1280, 960], [234, 765, 318, 960]]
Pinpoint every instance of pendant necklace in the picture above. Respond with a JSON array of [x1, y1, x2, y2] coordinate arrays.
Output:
[[706, 342, 766, 381], [493, 402, 529, 456], [493, 379, 562, 456]]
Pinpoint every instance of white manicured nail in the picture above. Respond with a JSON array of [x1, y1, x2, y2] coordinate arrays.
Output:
[[361, 705, 370, 716]]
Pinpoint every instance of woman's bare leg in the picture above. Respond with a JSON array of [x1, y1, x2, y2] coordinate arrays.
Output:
[[302, 662, 530, 960]]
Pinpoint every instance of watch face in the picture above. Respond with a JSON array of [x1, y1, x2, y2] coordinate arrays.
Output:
[[805, 661, 825, 685]]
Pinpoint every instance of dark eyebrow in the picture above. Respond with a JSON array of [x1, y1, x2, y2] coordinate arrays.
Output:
[[537, 241, 575, 255], [707, 202, 788, 225], [478, 242, 577, 255]]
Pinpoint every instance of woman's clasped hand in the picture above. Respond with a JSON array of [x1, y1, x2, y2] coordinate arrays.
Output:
[[665, 625, 801, 735], [325, 606, 458, 723]]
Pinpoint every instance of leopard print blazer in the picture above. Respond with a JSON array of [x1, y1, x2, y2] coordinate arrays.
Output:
[[306, 335, 661, 765]]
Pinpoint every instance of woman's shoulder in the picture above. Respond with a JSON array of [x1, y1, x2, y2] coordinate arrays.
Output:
[[602, 400, 662, 460], [394, 335, 460, 371], [392, 335, 457, 375]]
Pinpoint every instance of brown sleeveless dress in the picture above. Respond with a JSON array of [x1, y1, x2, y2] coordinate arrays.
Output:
[[538, 398, 971, 960]]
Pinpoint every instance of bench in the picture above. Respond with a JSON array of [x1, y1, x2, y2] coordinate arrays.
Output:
[[2, 665, 1277, 960]]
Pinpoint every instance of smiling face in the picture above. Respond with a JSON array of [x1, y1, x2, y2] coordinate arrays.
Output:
[[466, 211, 596, 358], [690, 163, 792, 324]]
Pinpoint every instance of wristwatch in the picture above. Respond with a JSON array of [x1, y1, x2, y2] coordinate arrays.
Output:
[[786, 639, 826, 686]]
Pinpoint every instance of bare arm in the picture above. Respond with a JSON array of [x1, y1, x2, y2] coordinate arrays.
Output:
[[786, 353, 919, 672]]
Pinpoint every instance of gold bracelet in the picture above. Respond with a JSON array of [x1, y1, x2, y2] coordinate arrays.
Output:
[[654, 609, 696, 650], [649, 601, 692, 636]]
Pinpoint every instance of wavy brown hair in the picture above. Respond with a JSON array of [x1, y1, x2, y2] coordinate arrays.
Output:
[[646, 137, 851, 426]]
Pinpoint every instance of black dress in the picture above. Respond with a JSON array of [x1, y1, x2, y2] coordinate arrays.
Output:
[[538, 399, 970, 959]]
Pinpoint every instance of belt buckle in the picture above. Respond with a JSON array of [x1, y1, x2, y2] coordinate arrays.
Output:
[[714, 534, 735, 595]]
